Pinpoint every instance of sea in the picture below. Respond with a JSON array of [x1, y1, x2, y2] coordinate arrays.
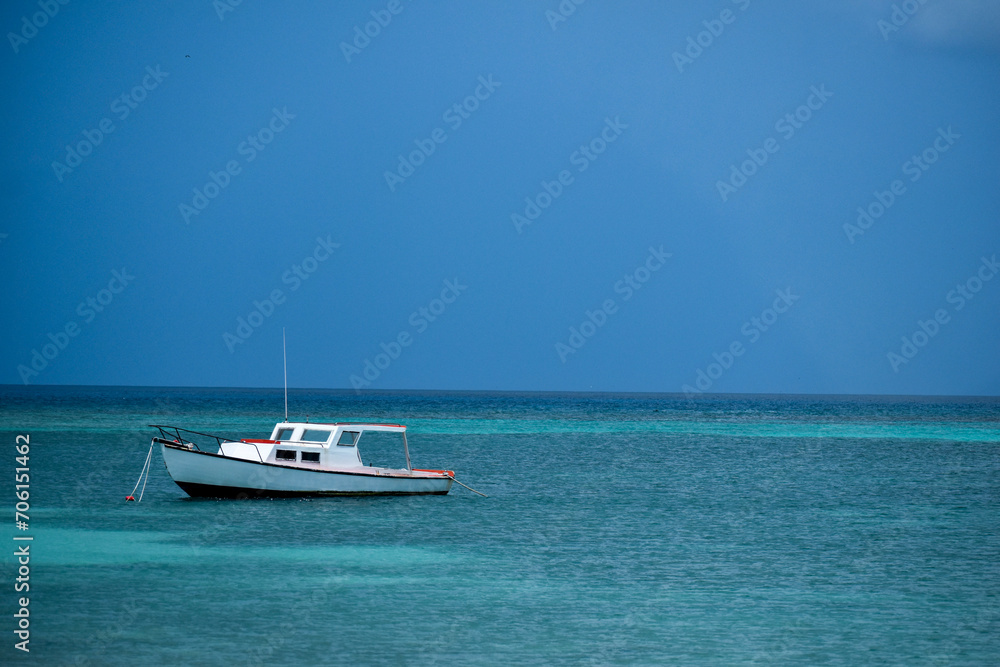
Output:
[[1, 386, 998, 666]]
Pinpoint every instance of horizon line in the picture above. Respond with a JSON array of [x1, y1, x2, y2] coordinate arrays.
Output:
[[1, 383, 997, 401]]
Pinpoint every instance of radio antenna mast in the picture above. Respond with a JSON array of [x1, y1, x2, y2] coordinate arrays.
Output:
[[283, 328, 288, 422]]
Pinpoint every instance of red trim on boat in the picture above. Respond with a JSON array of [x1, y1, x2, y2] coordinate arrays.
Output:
[[242, 439, 278, 444], [158, 441, 452, 480], [334, 422, 405, 428]]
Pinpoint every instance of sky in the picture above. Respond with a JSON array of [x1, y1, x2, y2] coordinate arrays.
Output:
[[2, 0, 998, 395]]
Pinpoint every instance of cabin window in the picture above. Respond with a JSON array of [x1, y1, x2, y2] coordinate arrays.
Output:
[[337, 431, 359, 446], [275, 449, 297, 461], [356, 430, 408, 470], [301, 451, 320, 463], [301, 429, 331, 443], [276, 428, 294, 440]]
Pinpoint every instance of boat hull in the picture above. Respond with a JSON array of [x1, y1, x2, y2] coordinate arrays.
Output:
[[160, 441, 452, 498]]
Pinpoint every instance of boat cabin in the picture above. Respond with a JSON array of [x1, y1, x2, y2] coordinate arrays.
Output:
[[218, 422, 412, 471]]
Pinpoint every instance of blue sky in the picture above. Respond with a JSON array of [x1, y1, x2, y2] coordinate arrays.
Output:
[[2, 0, 998, 395]]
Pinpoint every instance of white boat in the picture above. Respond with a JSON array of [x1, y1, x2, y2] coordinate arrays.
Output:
[[151, 421, 454, 498]]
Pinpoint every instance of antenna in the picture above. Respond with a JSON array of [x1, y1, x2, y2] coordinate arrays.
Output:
[[283, 328, 288, 422]]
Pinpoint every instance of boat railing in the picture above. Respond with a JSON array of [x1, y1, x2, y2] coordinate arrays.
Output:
[[149, 424, 240, 452], [150, 424, 267, 462]]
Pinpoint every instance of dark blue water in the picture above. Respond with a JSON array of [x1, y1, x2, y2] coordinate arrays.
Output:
[[2, 387, 998, 665]]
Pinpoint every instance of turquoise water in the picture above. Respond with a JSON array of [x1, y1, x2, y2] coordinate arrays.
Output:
[[2, 387, 998, 665]]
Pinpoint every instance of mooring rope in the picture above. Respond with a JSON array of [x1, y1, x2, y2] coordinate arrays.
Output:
[[448, 474, 488, 498], [137, 444, 152, 502], [127, 440, 154, 502]]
